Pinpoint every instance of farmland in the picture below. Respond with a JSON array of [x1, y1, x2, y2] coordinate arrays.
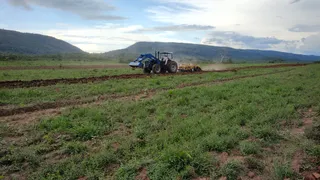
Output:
[[0, 61, 319, 180]]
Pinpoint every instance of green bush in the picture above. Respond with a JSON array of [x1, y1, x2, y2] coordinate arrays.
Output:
[[190, 152, 216, 176], [239, 141, 261, 155], [253, 126, 280, 142], [273, 161, 296, 180], [38, 108, 111, 140], [62, 142, 87, 155], [160, 150, 192, 172], [245, 157, 264, 172], [306, 145, 320, 157], [0, 148, 40, 169], [305, 122, 320, 142], [220, 160, 243, 179], [32, 151, 116, 179], [202, 134, 238, 152]]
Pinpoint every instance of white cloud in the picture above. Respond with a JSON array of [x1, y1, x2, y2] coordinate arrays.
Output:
[[17, 24, 191, 53], [6, 0, 125, 20], [201, 31, 285, 49], [131, 24, 215, 33], [147, 0, 320, 54]]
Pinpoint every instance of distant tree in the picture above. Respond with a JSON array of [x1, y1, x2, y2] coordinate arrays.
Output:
[[268, 58, 284, 63]]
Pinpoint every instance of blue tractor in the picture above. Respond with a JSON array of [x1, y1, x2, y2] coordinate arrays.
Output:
[[129, 51, 178, 74]]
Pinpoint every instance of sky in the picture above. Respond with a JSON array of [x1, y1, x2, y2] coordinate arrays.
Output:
[[1, 0, 320, 55]]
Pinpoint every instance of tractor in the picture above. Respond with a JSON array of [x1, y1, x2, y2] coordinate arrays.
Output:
[[129, 51, 178, 74]]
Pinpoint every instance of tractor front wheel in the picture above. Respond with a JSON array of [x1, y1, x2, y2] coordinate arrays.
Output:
[[152, 64, 161, 74], [167, 61, 178, 73]]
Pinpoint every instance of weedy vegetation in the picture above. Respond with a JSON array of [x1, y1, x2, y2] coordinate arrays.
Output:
[[0, 63, 319, 179]]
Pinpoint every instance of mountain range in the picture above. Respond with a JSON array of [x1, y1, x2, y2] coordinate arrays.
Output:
[[0, 29, 83, 55], [1, 29, 319, 62], [105, 42, 320, 63]]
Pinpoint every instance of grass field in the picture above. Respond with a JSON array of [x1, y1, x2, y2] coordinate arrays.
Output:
[[0, 68, 139, 81], [0, 62, 277, 81], [0, 60, 122, 67], [0, 63, 319, 180]]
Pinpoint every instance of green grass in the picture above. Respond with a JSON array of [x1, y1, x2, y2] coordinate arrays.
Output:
[[1, 67, 291, 106], [0, 62, 280, 81], [0, 60, 122, 67], [273, 161, 296, 180], [220, 160, 244, 179], [239, 141, 261, 155], [62, 141, 87, 155], [0, 68, 138, 81], [1, 64, 320, 179]]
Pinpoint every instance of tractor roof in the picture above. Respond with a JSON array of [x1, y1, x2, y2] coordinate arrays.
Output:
[[159, 52, 173, 54]]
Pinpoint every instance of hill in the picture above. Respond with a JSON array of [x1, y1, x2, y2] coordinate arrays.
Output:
[[105, 42, 320, 63], [0, 29, 83, 55]]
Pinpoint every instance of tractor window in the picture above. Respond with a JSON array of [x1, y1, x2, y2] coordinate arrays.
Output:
[[160, 53, 172, 60]]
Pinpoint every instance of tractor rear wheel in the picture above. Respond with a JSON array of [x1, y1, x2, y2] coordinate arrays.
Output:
[[152, 64, 161, 74], [167, 61, 178, 73], [143, 68, 151, 74]]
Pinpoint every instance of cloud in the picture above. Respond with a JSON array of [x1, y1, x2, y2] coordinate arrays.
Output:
[[201, 31, 284, 49], [6, 0, 125, 20], [290, 0, 301, 4], [299, 33, 320, 55], [132, 24, 215, 33], [200, 30, 320, 55], [145, 0, 320, 55], [19, 24, 192, 53], [7, 0, 31, 10], [289, 24, 320, 32], [147, 0, 320, 38]]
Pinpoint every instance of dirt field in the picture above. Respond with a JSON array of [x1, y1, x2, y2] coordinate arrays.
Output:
[[0, 64, 128, 70], [0, 63, 306, 89], [0, 63, 319, 180], [0, 69, 292, 117]]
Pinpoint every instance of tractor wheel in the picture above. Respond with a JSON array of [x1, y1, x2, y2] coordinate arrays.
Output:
[[167, 61, 178, 73], [194, 67, 202, 72], [152, 64, 161, 74], [161, 68, 167, 73], [143, 68, 151, 74]]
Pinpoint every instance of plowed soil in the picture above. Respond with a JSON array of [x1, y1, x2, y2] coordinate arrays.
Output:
[[0, 64, 306, 89], [0, 69, 292, 117], [0, 64, 128, 70]]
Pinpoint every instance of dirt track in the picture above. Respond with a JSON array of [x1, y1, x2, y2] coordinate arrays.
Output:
[[0, 69, 294, 117], [0, 64, 128, 70], [0, 64, 306, 89]]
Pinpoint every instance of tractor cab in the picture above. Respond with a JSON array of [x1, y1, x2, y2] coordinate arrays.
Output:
[[158, 52, 173, 66], [158, 52, 173, 61]]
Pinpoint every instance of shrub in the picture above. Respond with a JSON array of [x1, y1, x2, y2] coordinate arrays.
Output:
[[190, 152, 216, 176], [160, 150, 192, 172], [202, 134, 238, 152], [273, 161, 296, 180], [253, 126, 280, 142], [62, 142, 87, 155], [305, 122, 320, 142], [245, 157, 264, 172], [220, 160, 243, 179], [239, 141, 261, 155], [306, 145, 320, 157]]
